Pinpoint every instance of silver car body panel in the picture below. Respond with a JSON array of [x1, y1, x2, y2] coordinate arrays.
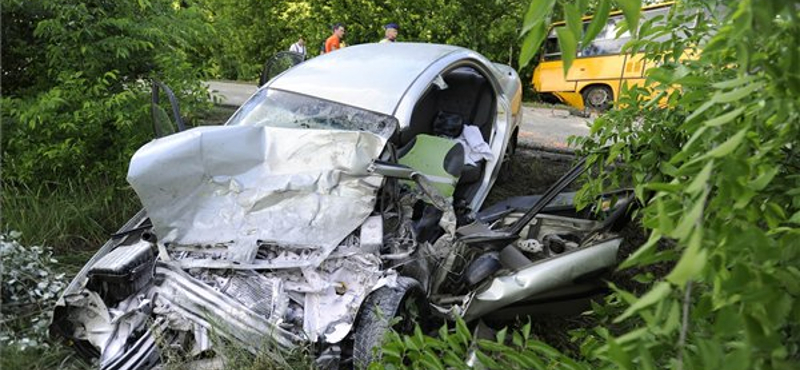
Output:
[[462, 238, 622, 321], [127, 125, 385, 267]]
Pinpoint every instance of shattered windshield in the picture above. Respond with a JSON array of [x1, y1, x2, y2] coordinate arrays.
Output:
[[227, 88, 397, 139]]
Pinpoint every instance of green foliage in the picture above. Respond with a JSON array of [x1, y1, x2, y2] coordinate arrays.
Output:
[[521, 0, 800, 369], [1, 0, 214, 188], [1, 180, 141, 252], [0, 231, 68, 350], [375, 318, 590, 370], [196, 0, 530, 80]]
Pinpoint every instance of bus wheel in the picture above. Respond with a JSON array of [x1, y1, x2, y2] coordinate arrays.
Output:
[[582, 85, 613, 112]]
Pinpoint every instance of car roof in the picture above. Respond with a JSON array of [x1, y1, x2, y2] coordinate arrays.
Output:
[[267, 43, 464, 116]]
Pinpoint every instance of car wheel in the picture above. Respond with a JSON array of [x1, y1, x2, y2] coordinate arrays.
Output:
[[352, 277, 426, 369], [582, 85, 613, 112], [497, 131, 517, 184]]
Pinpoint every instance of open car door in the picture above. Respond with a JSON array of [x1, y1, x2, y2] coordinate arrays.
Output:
[[259, 51, 305, 86]]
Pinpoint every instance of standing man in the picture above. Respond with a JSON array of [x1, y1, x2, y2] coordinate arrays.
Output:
[[289, 37, 306, 57], [379, 23, 398, 43], [324, 23, 346, 53]]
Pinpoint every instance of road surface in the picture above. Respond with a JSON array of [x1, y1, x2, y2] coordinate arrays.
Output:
[[205, 80, 592, 150]]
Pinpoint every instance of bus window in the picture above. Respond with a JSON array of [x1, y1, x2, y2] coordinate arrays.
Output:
[[579, 16, 631, 57], [543, 31, 561, 61]]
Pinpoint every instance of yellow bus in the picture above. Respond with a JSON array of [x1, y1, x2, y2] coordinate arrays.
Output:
[[532, 2, 673, 111]]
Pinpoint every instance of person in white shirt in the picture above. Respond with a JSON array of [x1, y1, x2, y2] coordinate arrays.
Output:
[[289, 37, 306, 57]]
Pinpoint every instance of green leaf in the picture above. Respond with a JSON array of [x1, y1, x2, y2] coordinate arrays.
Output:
[[661, 301, 681, 335], [686, 160, 714, 194], [519, 22, 548, 68], [619, 231, 662, 269], [615, 282, 672, 323], [522, 0, 556, 35], [748, 166, 778, 191], [564, 4, 582, 43], [712, 82, 764, 104], [712, 75, 757, 89], [685, 101, 715, 124], [666, 227, 708, 286], [477, 339, 510, 352], [703, 107, 746, 127], [703, 127, 748, 158], [420, 350, 446, 370], [637, 343, 657, 370], [503, 350, 545, 369], [526, 341, 561, 357], [556, 26, 578, 76], [606, 336, 633, 369], [522, 320, 531, 341], [455, 316, 471, 346], [582, 0, 611, 48], [495, 327, 507, 344], [671, 191, 706, 240], [475, 351, 501, 369], [615, 0, 642, 37]]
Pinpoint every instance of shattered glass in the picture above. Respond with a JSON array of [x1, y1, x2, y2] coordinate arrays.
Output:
[[228, 88, 397, 139]]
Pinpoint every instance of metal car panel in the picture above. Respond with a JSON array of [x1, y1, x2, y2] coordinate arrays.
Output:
[[127, 125, 385, 268], [462, 238, 622, 321]]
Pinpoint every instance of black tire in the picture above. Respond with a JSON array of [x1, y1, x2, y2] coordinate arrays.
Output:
[[582, 85, 613, 112], [352, 277, 425, 369], [497, 130, 518, 184]]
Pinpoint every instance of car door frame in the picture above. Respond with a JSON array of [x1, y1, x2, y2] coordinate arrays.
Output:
[[392, 52, 514, 211]]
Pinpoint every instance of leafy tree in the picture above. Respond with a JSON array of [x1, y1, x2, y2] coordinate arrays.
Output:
[[1, 0, 214, 187], [197, 0, 530, 80], [516, 0, 800, 368]]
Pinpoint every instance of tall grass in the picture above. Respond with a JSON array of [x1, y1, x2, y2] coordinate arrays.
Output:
[[2, 180, 141, 269], [0, 344, 92, 370]]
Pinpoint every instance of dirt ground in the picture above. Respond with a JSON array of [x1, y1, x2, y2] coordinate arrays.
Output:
[[484, 147, 578, 206]]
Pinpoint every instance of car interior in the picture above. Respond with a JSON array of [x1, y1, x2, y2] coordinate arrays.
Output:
[[390, 66, 497, 208]]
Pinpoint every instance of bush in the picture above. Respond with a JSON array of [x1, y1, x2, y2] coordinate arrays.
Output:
[[518, 0, 800, 369], [374, 318, 590, 370], [1, 0, 214, 188], [0, 231, 68, 350]]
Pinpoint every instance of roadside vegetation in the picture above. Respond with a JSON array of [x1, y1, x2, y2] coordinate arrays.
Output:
[[2, 0, 798, 369], [379, 1, 800, 369]]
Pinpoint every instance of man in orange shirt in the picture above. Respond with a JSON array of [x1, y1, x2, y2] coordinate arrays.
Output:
[[324, 23, 346, 53]]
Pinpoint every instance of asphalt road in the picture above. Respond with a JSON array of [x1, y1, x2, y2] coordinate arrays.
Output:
[[205, 80, 592, 150]]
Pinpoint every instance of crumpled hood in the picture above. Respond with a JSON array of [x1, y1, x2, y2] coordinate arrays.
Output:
[[127, 125, 386, 267]]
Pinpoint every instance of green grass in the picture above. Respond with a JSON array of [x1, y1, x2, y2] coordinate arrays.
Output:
[[2, 180, 141, 256], [0, 343, 92, 370]]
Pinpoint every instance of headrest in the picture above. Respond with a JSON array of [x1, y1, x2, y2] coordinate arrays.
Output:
[[433, 111, 464, 138]]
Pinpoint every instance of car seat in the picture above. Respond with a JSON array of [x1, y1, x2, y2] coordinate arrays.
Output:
[[397, 134, 464, 198]]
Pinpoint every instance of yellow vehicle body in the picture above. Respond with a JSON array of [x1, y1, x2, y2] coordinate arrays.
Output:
[[533, 54, 651, 110], [532, 2, 673, 111]]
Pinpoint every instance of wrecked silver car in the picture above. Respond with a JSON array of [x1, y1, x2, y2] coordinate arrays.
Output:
[[51, 44, 633, 369]]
